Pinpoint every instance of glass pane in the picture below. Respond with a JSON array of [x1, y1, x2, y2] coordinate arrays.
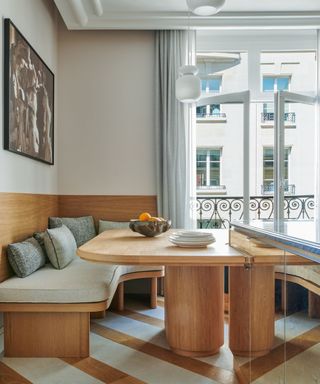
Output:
[[263, 76, 275, 91], [196, 167, 207, 186], [207, 78, 221, 92], [261, 51, 316, 94], [209, 150, 221, 161], [201, 80, 207, 92], [210, 169, 220, 185], [197, 150, 207, 161], [210, 104, 220, 114], [277, 76, 290, 91], [196, 106, 207, 117], [283, 258, 320, 382], [283, 101, 315, 211]]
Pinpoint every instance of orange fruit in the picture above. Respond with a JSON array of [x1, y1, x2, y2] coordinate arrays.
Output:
[[138, 212, 152, 221], [149, 217, 161, 222]]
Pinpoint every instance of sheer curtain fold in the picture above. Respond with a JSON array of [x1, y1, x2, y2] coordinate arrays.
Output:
[[155, 30, 197, 229]]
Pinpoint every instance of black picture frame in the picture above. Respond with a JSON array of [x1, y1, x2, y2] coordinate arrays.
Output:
[[3, 18, 54, 165]]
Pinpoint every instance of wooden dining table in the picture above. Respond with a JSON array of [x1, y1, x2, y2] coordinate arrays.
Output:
[[77, 227, 308, 358]]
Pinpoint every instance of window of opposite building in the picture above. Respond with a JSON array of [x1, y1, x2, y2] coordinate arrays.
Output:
[[201, 77, 222, 93], [263, 147, 291, 194], [196, 149, 221, 187], [196, 104, 221, 118], [262, 75, 290, 92]]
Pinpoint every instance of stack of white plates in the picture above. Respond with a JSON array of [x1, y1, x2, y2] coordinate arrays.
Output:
[[169, 231, 216, 248]]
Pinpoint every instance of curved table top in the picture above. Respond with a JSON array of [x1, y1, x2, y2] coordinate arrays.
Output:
[[77, 228, 245, 266]]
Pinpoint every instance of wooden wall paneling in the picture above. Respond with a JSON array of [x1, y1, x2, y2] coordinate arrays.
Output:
[[0, 193, 59, 282], [58, 195, 158, 225]]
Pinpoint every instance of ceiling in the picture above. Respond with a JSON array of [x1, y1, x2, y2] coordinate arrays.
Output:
[[54, 0, 320, 30]]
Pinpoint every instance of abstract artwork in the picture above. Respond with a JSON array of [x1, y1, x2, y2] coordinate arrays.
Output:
[[3, 19, 54, 164]]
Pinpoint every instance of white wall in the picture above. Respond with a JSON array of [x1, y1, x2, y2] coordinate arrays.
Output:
[[57, 24, 156, 195], [0, 0, 59, 194]]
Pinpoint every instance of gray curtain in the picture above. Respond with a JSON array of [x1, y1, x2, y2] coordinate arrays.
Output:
[[155, 30, 196, 229]]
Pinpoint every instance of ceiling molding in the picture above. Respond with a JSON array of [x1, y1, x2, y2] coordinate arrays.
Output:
[[54, 1, 320, 30]]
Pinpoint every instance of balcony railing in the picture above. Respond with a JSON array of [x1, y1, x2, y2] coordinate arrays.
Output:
[[261, 112, 296, 123], [196, 112, 227, 119], [196, 195, 314, 229]]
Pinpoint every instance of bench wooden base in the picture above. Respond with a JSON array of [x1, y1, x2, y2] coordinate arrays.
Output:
[[0, 271, 164, 358], [4, 312, 89, 357], [276, 272, 320, 318]]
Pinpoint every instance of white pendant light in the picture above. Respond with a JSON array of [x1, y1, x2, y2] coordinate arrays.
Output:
[[176, 6, 201, 103], [176, 65, 201, 103], [186, 0, 226, 16]]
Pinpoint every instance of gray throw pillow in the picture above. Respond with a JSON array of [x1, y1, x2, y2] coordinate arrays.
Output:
[[44, 225, 77, 269], [7, 237, 46, 278], [33, 231, 48, 258], [49, 216, 96, 247], [99, 220, 129, 234]]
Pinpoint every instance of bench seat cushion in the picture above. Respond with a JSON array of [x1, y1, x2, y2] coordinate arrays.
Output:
[[0, 258, 121, 304], [275, 265, 320, 287]]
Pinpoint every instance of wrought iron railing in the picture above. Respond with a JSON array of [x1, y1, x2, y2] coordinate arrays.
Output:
[[196, 195, 314, 229], [261, 112, 296, 123]]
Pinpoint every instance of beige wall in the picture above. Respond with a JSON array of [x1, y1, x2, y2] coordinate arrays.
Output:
[[0, 0, 59, 193], [57, 24, 156, 195]]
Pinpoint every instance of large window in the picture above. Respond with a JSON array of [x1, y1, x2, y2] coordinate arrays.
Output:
[[262, 75, 290, 92], [197, 149, 221, 188], [263, 147, 292, 194]]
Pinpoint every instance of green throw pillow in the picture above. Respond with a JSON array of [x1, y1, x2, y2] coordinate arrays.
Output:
[[44, 225, 77, 269], [99, 220, 129, 234], [49, 216, 96, 247], [7, 237, 46, 278]]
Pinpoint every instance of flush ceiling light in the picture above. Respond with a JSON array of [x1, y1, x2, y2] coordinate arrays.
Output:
[[186, 0, 226, 16]]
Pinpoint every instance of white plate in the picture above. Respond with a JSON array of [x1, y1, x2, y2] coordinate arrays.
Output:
[[172, 231, 213, 238], [169, 238, 215, 248], [169, 235, 215, 243]]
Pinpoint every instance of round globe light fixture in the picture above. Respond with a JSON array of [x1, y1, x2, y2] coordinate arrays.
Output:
[[186, 0, 226, 16], [176, 65, 201, 103]]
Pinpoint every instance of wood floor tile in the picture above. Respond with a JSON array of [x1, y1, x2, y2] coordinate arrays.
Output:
[[0, 361, 32, 384], [111, 309, 164, 328], [91, 322, 239, 384], [62, 356, 145, 384], [238, 325, 320, 383]]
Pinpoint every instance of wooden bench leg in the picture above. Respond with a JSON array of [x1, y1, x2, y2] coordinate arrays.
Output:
[[150, 277, 158, 309], [90, 310, 106, 319], [308, 291, 320, 318], [4, 312, 89, 357], [112, 282, 124, 311]]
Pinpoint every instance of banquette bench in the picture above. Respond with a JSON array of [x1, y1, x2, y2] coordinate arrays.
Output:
[[0, 257, 163, 358], [0, 193, 163, 358]]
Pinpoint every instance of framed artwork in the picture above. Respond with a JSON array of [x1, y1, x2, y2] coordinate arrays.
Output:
[[3, 19, 54, 165]]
